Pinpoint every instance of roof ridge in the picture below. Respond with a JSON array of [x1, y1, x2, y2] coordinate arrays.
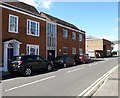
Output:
[[40, 12, 80, 31], [4, 1, 40, 15]]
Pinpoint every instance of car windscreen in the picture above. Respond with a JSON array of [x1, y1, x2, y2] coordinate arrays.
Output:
[[55, 56, 62, 60]]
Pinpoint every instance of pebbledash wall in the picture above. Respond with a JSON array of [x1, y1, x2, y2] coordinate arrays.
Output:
[[1, 2, 85, 72]]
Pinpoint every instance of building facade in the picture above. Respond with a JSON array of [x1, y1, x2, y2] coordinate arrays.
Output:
[[1, 1, 85, 72], [86, 38, 112, 57], [40, 12, 85, 60], [112, 40, 120, 56]]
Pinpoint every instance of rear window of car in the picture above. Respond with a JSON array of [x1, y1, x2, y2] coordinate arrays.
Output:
[[55, 56, 62, 60], [13, 56, 25, 61]]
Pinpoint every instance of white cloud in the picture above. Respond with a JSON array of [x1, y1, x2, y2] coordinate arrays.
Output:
[[19, 0, 36, 7], [18, 0, 52, 9], [42, 0, 52, 9]]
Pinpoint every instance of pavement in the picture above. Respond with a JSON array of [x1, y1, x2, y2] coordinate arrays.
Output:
[[0, 71, 12, 80], [92, 66, 119, 97]]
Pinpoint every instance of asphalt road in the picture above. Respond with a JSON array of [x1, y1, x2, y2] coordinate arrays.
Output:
[[2, 57, 118, 96]]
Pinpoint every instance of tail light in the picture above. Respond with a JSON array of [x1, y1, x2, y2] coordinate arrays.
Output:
[[79, 56, 84, 61], [18, 61, 23, 65], [79, 57, 82, 59], [88, 56, 90, 59]]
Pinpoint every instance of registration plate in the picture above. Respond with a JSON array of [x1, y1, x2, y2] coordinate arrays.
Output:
[[10, 64, 16, 66]]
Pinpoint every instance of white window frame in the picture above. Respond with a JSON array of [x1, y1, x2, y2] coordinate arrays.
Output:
[[72, 32, 76, 40], [79, 48, 83, 55], [27, 19, 40, 37], [63, 47, 68, 55], [9, 14, 18, 33], [63, 29, 68, 38], [72, 48, 76, 54], [79, 33, 82, 41], [47, 22, 56, 47], [26, 44, 39, 55]]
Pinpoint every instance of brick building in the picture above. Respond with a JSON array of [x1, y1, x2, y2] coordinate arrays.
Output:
[[86, 38, 112, 57], [0, 1, 85, 71]]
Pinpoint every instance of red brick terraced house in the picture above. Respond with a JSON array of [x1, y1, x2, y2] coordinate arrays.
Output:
[[0, 1, 85, 72]]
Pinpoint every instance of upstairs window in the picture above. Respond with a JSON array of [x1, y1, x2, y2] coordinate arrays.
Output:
[[72, 32, 76, 40], [9, 14, 18, 33], [79, 34, 82, 41], [47, 23, 56, 47], [63, 29, 68, 38], [27, 19, 39, 36]]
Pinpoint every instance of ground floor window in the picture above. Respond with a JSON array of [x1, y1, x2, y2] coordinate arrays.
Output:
[[63, 47, 68, 55], [26, 44, 39, 55], [72, 48, 76, 54]]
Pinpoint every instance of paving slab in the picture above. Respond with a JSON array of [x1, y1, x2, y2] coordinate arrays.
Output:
[[93, 67, 119, 96]]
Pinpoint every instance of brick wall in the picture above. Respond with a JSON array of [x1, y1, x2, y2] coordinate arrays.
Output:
[[57, 25, 85, 58], [103, 39, 112, 50], [2, 8, 46, 61], [86, 39, 103, 51]]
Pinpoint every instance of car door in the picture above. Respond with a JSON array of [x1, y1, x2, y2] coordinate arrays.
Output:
[[36, 56, 47, 69], [69, 57, 74, 65], [26, 56, 39, 70], [65, 57, 70, 66]]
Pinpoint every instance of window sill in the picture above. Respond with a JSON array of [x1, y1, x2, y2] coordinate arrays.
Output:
[[63, 37, 68, 39], [9, 31, 19, 34], [72, 53, 76, 55], [63, 53, 68, 55], [72, 39, 76, 41], [27, 34, 40, 37]]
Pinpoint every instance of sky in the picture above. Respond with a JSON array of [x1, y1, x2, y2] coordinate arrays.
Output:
[[18, 0, 119, 41]]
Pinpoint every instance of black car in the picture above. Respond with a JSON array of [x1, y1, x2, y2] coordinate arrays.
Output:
[[54, 55, 76, 68], [8, 55, 53, 76]]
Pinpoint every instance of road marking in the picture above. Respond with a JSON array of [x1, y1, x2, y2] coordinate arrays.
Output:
[[77, 65, 118, 97], [4, 75, 55, 92], [67, 67, 84, 73], [89, 62, 99, 67]]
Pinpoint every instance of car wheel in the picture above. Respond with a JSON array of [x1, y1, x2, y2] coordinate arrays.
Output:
[[24, 67, 32, 76], [73, 62, 76, 66], [83, 61, 86, 64], [47, 64, 52, 71], [63, 63, 67, 68]]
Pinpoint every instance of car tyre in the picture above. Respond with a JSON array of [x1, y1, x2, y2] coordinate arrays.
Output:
[[73, 62, 76, 66], [47, 64, 52, 72], [83, 61, 86, 64], [63, 63, 67, 68], [24, 67, 32, 76]]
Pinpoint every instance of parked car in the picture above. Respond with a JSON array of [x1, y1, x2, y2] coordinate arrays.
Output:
[[74, 54, 91, 64], [8, 55, 53, 76], [54, 55, 76, 68]]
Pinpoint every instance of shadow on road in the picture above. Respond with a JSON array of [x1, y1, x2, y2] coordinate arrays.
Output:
[[108, 78, 120, 81], [2, 68, 59, 81]]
